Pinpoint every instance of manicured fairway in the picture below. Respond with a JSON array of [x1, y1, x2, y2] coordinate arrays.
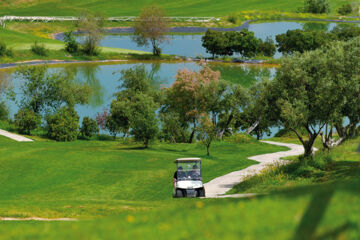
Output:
[[0, 0, 347, 17], [0, 135, 287, 218]]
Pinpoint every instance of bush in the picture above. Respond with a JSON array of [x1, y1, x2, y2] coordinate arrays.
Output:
[[64, 31, 79, 54], [227, 14, 238, 24], [0, 42, 13, 57], [31, 41, 48, 56], [303, 0, 330, 13], [46, 107, 79, 141], [80, 116, 99, 138], [0, 101, 8, 120], [338, 3, 353, 15], [14, 108, 41, 135]]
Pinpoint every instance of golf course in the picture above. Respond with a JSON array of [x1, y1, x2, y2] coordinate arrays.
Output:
[[0, 0, 360, 239]]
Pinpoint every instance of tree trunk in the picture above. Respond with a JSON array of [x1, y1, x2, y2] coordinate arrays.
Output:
[[188, 121, 196, 143], [206, 142, 211, 156]]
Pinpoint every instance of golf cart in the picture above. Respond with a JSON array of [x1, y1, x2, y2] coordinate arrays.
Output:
[[173, 158, 205, 198]]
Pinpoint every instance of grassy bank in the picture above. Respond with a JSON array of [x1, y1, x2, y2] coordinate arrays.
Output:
[[229, 137, 360, 194]]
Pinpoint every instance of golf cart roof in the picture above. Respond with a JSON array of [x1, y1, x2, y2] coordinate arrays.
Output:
[[174, 158, 201, 163]]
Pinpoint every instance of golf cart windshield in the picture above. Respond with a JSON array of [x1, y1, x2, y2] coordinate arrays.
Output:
[[176, 161, 201, 181]]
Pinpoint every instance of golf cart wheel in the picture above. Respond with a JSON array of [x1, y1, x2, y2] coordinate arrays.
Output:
[[176, 189, 184, 198], [198, 188, 205, 197]]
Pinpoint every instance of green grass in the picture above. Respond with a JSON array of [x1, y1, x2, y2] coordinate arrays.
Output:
[[228, 137, 360, 194], [0, 0, 349, 17], [0, 135, 287, 218], [0, 181, 359, 239]]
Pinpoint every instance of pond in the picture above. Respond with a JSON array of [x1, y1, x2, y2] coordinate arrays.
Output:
[[90, 21, 341, 58], [1, 62, 278, 138]]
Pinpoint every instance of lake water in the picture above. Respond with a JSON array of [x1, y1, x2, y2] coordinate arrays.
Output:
[[92, 21, 340, 58], [2, 62, 278, 138]]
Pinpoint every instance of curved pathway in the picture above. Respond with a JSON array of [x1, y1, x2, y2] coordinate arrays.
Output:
[[204, 141, 310, 198]]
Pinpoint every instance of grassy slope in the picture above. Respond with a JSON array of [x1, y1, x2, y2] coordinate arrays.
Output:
[[0, 135, 287, 218], [0, 0, 346, 16], [229, 137, 360, 194]]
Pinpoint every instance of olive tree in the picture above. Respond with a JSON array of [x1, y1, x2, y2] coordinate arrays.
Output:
[[132, 5, 169, 56], [263, 49, 344, 158]]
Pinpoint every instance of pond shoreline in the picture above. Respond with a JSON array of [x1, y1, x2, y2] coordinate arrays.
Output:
[[0, 58, 278, 70], [53, 18, 360, 40]]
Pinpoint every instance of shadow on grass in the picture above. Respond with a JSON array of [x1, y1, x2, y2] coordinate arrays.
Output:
[[270, 181, 360, 240]]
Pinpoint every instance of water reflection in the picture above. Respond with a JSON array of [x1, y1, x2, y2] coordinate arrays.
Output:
[[94, 21, 341, 58], [5, 62, 278, 136]]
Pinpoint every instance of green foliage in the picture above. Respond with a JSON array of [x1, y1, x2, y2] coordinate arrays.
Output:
[[201, 30, 230, 58], [80, 117, 99, 138], [330, 24, 360, 41], [78, 12, 104, 56], [13, 65, 91, 114], [276, 29, 328, 54], [337, 3, 353, 15], [0, 41, 13, 57], [46, 107, 80, 141], [0, 101, 8, 121], [64, 31, 79, 54], [132, 5, 169, 56], [14, 108, 41, 135], [227, 13, 238, 24], [258, 37, 276, 57], [202, 29, 272, 58], [303, 0, 330, 13], [110, 65, 158, 146], [30, 41, 48, 56], [128, 93, 159, 147]]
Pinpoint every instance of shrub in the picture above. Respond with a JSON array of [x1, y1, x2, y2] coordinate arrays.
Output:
[[46, 107, 79, 141], [303, 0, 330, 13], [227, 14, 238, 24], [330, 24, 360, 41], [31, 41, 48, 56], [14, 108, 41, 135], [64, 31, 79, 54], [80, 116, 99, 138], [0, 101, 8, 120], [0, 42, 13, 57], [338, 3, 353, 15]]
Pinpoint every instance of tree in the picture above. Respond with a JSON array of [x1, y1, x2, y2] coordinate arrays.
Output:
[[12, 65, 91, 114], [236, 80, 273, 140], [14, 109, 41, 135], [46, 107, 79, 141], [330, 24, 360, 41], [276, 29, 328, 54], [231, 29, 261, 58], [80, 117, 99, 138], [303, 0, 330, 13], [0, 101, 8, 120], [77, 12, 104, 56], [132, 5, 169, 56], [258, 37, 276, 57], [202, 30, 231, 58], [128, 93, 158, 147], [110, 65, 159, 146], [263, 48, 345, 158], [197, 115, 217, 156], [162, 62, 221, 143]]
